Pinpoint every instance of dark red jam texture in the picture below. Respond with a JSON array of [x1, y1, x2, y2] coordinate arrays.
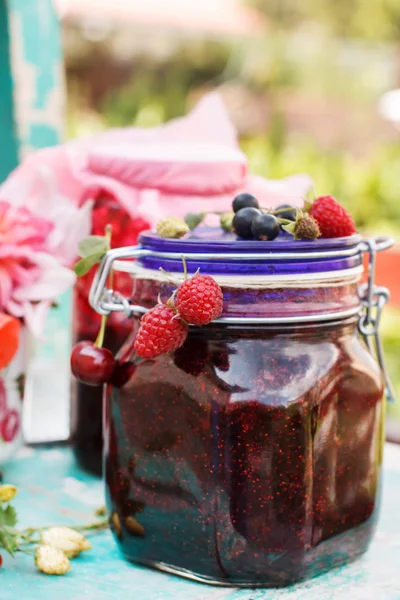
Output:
[[105, 322, 384, 586]]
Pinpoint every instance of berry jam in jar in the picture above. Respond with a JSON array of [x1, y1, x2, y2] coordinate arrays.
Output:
[[71, 194, 149, 475], [90, 229, 393, 586]]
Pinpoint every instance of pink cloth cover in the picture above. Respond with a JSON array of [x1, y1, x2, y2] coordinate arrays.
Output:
[[1, 92, 312, 229]]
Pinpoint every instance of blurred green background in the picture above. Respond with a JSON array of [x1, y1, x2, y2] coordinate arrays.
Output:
[[61, 0, 400, 424]]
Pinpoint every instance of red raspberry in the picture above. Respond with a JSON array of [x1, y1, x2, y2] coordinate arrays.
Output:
[[309, 196, 356, 238], [176, 274, 223, 325], [134, 304, 188, 358]]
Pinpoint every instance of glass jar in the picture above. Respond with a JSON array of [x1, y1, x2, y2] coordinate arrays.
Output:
[[72, 193, 150, 475], [90, 229, 394, 587]]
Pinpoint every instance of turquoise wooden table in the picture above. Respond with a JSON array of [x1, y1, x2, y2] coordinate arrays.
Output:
[[1, 443, 400, 600]]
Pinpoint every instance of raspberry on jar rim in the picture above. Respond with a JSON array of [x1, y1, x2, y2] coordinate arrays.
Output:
[[134, 304, 188, 359], [176, 274, 223, 326], [308, 195, 356, 239]]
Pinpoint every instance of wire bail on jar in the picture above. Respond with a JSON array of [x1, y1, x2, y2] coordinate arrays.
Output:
[[358, 238, 396, 403], [89, 236, 396, 403]]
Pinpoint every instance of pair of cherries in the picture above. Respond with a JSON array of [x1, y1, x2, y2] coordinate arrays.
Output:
[[71, 221, 137, 388], [71, 339, 135, 388], [71, 341, 115, 387]]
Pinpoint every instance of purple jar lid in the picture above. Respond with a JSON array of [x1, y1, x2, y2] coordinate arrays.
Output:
[[137, 227, 363, 276]]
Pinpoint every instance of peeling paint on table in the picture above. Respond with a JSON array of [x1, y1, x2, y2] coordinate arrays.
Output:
[[0, 0, 63, 181], [1, 444, 400, 600]]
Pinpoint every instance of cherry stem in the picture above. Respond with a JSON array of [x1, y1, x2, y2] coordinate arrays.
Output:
[[93, 224, 113, 349], [94, 315, 107, 348], [105, 224, 112, 246]]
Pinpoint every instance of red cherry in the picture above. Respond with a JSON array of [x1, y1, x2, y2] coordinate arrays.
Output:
[[0, 554, 2, 568], [71, 341, 116, 386], [110, 361, 137, 388], [1, 409, 20, 443]]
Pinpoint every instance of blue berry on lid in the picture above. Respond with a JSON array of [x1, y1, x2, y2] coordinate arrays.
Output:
[[232, 193, 260, 213], [232, 207, 261, 239], [274, 204, 296, 221], [251, 213, 280, 241]]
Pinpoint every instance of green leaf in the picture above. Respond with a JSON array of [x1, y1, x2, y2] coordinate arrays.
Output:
[[0, 504, 17, 528], [2, 526, 19, 535], [74, 251, 106, 277], [304, 198, 314, 213], [3, 505, 17, 527], [282, 222, 296, 235], [0, 530, 17, 555], [78, 236, 109, 259], [184, 212, 206, 230], [0, 505, 18, 556], [220, 212, 234, 232]]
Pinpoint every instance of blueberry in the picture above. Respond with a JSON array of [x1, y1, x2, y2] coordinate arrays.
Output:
[[232, 193, 259, 213], [275, 204, 296, 221], [251, 213, 280, 241], [232, 207, 261, 239]]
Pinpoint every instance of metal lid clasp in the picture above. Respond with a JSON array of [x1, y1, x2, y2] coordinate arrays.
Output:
[[358, 237, 396, 403]]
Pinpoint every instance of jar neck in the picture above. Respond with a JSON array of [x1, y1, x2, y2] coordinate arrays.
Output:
[[198, 316, 359, 338], [130, 276, 362, 324]]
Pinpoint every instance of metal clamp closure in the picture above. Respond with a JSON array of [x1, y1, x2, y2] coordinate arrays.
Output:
[[358, 238, 396, 403]]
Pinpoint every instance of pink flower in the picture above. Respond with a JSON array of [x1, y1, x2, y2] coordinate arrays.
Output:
[[0, 164, 92, 267], [0, 201, 53, 249], [0, 201, 75, 335]]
